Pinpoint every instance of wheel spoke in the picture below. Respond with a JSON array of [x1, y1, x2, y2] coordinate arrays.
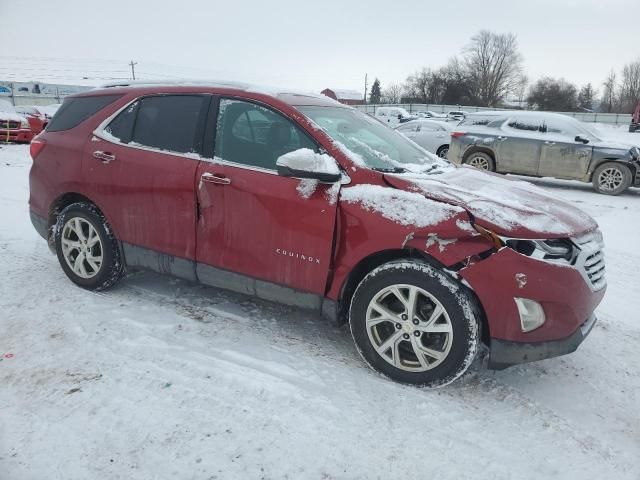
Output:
[[414, 342, 445, 361], [73, 218, 86, 242], [375, 331, 403, 361], [417, 322, 453, 334], [410, 336, 429, 368], [370, 300, 399, 322], [73, 252, 87, 276]]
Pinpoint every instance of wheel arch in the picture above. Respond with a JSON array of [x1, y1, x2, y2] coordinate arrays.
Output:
[[335, 248, 490, 344], [462, 146, 496, 167], [335, 246, 471, 322], [588, 159, 637, 182]]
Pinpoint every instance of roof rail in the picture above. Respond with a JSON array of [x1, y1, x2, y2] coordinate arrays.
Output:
[[99, 79, 250, 90]]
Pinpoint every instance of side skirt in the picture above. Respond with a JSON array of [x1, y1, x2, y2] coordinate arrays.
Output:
[[121, 242, 338, 322]]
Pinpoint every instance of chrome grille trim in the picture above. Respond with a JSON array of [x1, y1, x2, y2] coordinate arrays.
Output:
[[572, 231, 606, 291]]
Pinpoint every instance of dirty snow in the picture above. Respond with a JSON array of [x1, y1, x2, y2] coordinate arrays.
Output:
[[340, 184, 464, 227], [1, 144, 640, 479]]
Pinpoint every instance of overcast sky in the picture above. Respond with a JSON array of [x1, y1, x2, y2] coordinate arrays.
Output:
[[1, 0, 638, 95]]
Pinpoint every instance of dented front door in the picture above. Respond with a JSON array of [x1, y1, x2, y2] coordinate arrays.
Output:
[[196, 162, 339, 294]]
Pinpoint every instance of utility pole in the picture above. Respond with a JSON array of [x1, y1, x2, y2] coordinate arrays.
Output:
[[364, 73, 368, 104], [129, 60, 138, 81]]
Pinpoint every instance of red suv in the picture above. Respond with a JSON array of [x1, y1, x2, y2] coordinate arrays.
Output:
[[28, 82, 606, 386]]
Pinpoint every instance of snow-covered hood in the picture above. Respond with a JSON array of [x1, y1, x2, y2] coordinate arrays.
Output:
[[0, 112, 28, 123], [591, 138, 639, 151], [384, 165, 598, 239]]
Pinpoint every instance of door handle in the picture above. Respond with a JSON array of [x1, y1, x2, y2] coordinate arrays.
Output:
[[93, 150, 116, 164], [544, 141, 556, 146], [497, 136, 508, 141], [201, 173, 231, 185]]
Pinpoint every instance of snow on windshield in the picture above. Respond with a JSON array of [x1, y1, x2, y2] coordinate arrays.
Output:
[[297, 106, 449, 172], [341, 184, 464, 227]]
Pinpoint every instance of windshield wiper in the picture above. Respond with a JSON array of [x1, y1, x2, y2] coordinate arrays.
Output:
[[372, 167, 406, 173]]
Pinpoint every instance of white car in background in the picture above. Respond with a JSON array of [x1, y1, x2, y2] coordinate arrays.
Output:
[[375, 106, 417, 126], [447, 110, 468, 121], [416, 110, 447, 120], [395, 119, 453, 158]]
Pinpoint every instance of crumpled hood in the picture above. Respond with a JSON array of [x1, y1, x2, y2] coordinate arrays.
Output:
[[384, 165, 598, 239]]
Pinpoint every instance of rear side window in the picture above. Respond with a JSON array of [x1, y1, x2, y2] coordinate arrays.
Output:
[[47, 94, 122, 132], [132, 95, 206, 154], [104, 101, 139, 143]]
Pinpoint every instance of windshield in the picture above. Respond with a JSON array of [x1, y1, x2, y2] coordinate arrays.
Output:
[[297, 106, 445, 172]]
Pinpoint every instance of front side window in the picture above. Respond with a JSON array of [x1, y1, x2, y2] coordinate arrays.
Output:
[[131, 95, 206, 154], [214, 99, 317, 170], [104, 101, 139, 143], [298, 106, 444, 172]]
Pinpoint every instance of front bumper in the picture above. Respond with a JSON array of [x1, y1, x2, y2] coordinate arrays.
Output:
[[0, 128, 34, 143], [488, 313, 598, 369]]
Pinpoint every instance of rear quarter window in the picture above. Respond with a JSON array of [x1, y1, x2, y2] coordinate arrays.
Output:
[[47, 94, 122, 132]]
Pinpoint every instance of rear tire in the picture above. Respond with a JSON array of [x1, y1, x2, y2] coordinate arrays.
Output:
[[436, 145, 449, 159], [349, 261, 480, 387], [54, 202, 124, 290], [592, 162, 632, 195], [464, 151, 495, 171]]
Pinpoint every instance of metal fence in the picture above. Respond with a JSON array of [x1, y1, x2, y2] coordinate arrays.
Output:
[[3, 94, 67, 107], [355, 103, 632, 125]]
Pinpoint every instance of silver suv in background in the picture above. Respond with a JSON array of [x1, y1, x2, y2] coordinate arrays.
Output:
[[448, 111, 640, 195]]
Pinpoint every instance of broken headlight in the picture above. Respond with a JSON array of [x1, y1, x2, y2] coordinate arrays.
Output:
[[473, 225, 575, 264], [504, 238, 575, 263]]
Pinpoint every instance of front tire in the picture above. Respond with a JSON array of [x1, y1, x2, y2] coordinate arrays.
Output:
[[349, 261, 480, 387], [54, 202, 124, 290], [592, 162, 632, 195]]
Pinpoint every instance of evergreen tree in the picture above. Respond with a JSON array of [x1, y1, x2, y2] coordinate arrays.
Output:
[[369, 78, 382, 104], [577, 83, 596, 111]]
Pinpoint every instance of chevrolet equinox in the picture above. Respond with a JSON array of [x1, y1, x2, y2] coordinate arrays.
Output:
[[29, 82, 606, 386]]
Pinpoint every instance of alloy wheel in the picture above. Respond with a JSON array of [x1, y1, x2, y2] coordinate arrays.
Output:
[[597, 167, 624, 192], [365, 284, 453, 372], [467, 155, 490, 170], [61, 217, 103, 279], [438, 147, 449, 159]]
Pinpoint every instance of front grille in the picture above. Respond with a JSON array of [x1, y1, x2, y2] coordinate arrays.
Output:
[[0, 120, 20, 129], [572, 232, 606, 291]]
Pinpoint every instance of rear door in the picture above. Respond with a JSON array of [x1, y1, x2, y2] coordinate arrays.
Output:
[[495, 117, 543, 175], [195, 97, 339, 294], [86, 94, 209, 260]]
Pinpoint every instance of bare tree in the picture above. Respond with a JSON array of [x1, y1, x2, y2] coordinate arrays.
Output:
[[382, 83, 404, 104], [619, 60, 640, 112], [404, 69, 431, 103], [464, 30, 523, 107], [601, 70, 618, 113], [511, 73, 529, 106]]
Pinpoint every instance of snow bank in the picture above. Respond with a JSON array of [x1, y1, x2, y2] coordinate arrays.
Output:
[[341, 184, 463, 227], [276, 148, 340, 175]]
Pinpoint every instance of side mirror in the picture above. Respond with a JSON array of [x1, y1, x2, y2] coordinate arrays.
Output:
[[398, 114, 402, 120], [575, 135, 590, 144], [276, 149, 342, 183]]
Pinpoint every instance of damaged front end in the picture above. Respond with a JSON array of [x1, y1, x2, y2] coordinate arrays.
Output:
[[405, 220, 606, 370]]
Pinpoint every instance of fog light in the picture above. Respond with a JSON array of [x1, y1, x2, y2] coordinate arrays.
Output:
[[514, 298, 546, 332]]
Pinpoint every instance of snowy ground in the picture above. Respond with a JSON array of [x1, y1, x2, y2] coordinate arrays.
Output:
[[1, 142, 639, 480]]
